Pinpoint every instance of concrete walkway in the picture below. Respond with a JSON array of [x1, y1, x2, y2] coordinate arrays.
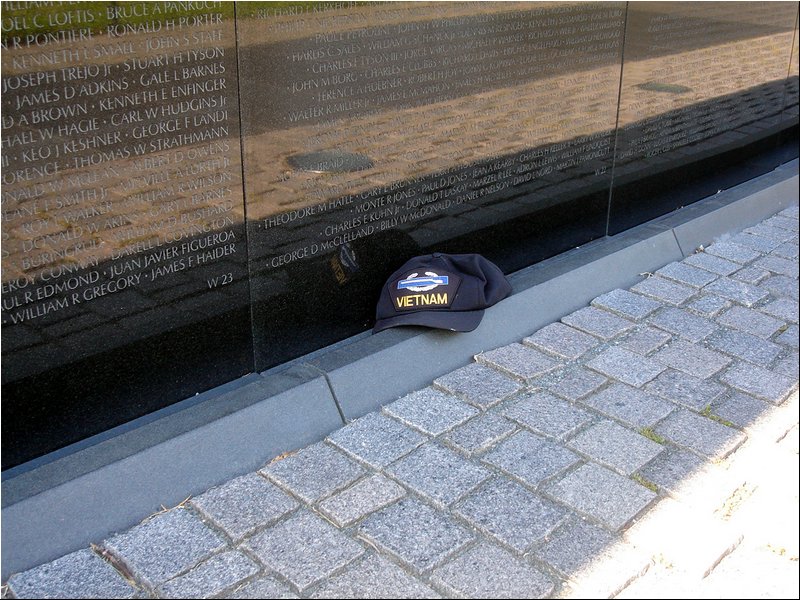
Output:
[[3, 206, 798, 599]]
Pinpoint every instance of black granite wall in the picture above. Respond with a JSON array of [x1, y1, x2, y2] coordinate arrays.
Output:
[[2, 1, 797, 468]]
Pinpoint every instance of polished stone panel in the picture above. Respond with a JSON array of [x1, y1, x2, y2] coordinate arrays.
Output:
[[1, 1, 797, 471], [781, 12, 798, 132], [236, 2, 625, 370], [777, 12, 799, 163], [609, 1, 798, 234], [0, 1, 251, 468]]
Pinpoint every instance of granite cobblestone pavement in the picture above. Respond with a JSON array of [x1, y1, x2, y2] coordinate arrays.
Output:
[[4, 206, 799, 599]]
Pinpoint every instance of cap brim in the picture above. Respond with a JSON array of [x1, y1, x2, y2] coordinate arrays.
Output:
[[373, 309, 484, 334]]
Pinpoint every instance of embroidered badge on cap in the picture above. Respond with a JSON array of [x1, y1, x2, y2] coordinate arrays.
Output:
[[390, 270, 461, 311]]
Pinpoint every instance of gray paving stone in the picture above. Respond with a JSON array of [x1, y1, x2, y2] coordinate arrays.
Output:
[[651, 339, 732, 379], [327, 413, 426, 469], [686, 295, 732, 318], [705, 277, 770, 307], [103, 508, 226, 589], [310, 555, 439, 599], [586, 346, 666, 387], [581, 383, 674, 428], [620, 326, 672, 355], [523, 322, 600, 359], [704, 240, 761, 264], [245, 511, 364, 592], [476, 343, 561, 382], [157, 550, 260, 599], [430, 543, 555, 599], [760, 298, 799, 323], [502, 391, 593, 440], [760, 274, 799, 300], [765, 214, 800, 230], [590, 289, 662, 321], [638, 448, 708, 496], [561, 306, 635, 340], [772, 241, 799, 259], [720, 362, 798, 404], [261, 442, 366, 504], [730, 265, 770, 284], [654, 409, 747, 460], [777, 323, 799, 348], [711, 392, 772, 430], [434, 362, 522, 410], [7, 548, 136, 599], [648, 307, 717, 342], [386, 443, 490, 508], [191, 473, 298, 542], [444, 412, 517, 455], [768, 214, 799, 231], [454, 478, 568, 553], [531, 518, 619, 578], [567, 420, 663, 476], [630, 276, 697, 306], [754, 256, 798, 278], [729, 232, 782, 254], [482, 430, 580, 488], [544, 463, 657, 531], [645, 369, 726, 411], [542, 367, 608, 401], [683, 252, 741, 276], [768, 211, 800, 227], [717, 305, 785, 338], [656, 262, 718, 288], [358, 498, 473, 574], [775, 352, 800, 379], [706, 328, 782, 367], [384, 387, 478, 436], [227, 575, 298, 599], [318, 475, 406, 528], [761, 214, 799, 232], [744, 222, 795, 242]]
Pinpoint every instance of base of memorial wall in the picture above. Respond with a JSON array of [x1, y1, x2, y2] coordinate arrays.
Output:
[[2, 160, 797, 579]]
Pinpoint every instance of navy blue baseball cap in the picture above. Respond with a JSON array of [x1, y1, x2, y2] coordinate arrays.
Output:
[[373, 253, 512, 333]]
